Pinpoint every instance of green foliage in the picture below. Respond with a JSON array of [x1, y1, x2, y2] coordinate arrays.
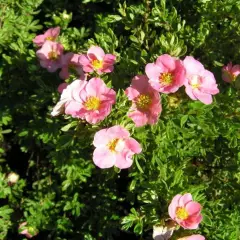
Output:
[[0, 0, 240, 239]]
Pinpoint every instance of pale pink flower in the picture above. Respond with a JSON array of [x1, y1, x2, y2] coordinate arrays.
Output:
[[93, 125, 142, 169], [168, 193, 203, 229], [60, 52, 85, 80], [145, 54, 186, 93], [57, 82, 68, 93], [19, 222, 38, 239], [183, 56, 219, 104], [51, 78, 116, 124], [125, 75, 162, 127], [36, 40, 63, 72], [178, 235, 205, 240], [79, 46, 116, 74], [33, 27, 60, 47], [51, 80, 86, 117], [222, 62, 240, 83]]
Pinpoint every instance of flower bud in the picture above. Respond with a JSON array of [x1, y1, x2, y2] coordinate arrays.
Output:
[[7, 172, 19, 184]]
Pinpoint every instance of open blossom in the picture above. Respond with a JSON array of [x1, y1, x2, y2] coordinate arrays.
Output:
[[19, 222, 38, 239], [168, 193, 203, 229], [222, 62, 240, 83], [51, 78, 116, 124], [183, 56, 219, 104], [69, 78, 116, 124], [145, 54, 186, 93], [36, 40, 63, 72], [33, 27, 60, 47], [178, 235, 205, 240], [60, 52, 85, 80], [79, 46, 116, 74], [125, 75, 162, 127], [93, 125, 142, 169]]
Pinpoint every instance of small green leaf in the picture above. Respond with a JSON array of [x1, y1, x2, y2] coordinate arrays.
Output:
[[181, 115, 188, 127]]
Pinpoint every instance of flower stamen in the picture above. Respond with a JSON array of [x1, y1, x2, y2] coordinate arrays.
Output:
[[176, 207, 189, 220], [190, 75, 201, 89], [92, 60, 103, 69], [107, 138, 119, 152], [136, 94, 152, 110], [48, 51, 58, 60], [160, 72, 173, 86], [84, 96, 101, 110]]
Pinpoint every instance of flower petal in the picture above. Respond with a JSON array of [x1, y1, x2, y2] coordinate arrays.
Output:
[[115, 151, 133, 169], [125, 138, 142, 154], [179, 193, 193, 207], [168, 194, 182, 219], [145, 63, 161, 80], [87, 46, 105, 61], [157, 54, 176, 72], [93, 147, 115, 168], [186, 202, 202, 216], [193, 89, 213, 104]]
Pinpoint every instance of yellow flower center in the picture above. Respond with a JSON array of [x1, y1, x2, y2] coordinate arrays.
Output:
[[160, 72, 173, 85], [84, 96, 100, 110], [176, 207, 189, 220], [190, 75, 201, 89], [48, 51, 58, 60], [92, 59, 103, 69], [107, 138, 119, 152], [225, 71, 237, 82], [46, 36, 54, 41], [136, 94, 152, 110]]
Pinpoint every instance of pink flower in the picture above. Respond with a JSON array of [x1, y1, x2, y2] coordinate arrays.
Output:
[[168, 193, 203, 229], [125, 75, 162, 127], [57, 82, 68, 93], [178, 235, 205, 240], [36, 40, 63, 72], [33, 27, 60, 47], [51, 80, 85, 117], [60, 52, 85, 80], [145, 54, 186, 93], [222, 62, 240, 83], [51, 78, 116, 124], [71, 78, 116, 123], [93, 125, 142, 169], [19, 222, 38, 239], [79, 46, 116, 74], [183, 56, 219, 105]]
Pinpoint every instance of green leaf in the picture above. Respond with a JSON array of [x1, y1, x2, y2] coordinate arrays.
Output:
[[130, 35, 139, 43], [180, 115, 188, 127]]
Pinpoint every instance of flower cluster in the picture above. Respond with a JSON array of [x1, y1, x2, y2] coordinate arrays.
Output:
[[34, 27, 141, 171], [145, 54, 219, 105], [33, 27, 222, 172], [29, 25, 235, 240]]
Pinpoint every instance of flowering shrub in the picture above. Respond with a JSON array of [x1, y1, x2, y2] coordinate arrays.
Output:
[[1, 0, 240, 239]]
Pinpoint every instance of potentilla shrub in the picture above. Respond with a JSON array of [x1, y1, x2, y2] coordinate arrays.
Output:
[[0, 0, 240, 240]]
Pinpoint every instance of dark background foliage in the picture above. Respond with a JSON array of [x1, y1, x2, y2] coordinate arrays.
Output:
[[0, 0, 240, 239]]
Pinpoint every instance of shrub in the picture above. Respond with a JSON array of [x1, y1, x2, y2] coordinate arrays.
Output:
[[0, 0, 240, 239]]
